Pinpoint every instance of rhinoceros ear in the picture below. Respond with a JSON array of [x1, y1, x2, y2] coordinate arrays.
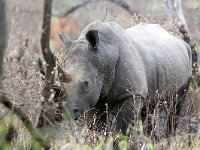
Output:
[[86, 30, 99, 51], [59, 32, 72, 48]]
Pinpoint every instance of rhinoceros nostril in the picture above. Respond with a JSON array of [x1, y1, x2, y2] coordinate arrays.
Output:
[[73, 109, 81, 120]]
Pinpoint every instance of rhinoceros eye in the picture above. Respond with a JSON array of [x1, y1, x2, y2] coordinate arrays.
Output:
[[81, 80, 89, 92], [88, 44, 93, 51], [88, 44, 98, 51]]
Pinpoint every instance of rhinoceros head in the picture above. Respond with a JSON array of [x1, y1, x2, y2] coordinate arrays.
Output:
[[58, 28, 118, 120]]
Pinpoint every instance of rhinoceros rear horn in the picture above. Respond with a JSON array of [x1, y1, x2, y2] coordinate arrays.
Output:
[[86, 30, 99, 51], [59, 32, 72, 48]]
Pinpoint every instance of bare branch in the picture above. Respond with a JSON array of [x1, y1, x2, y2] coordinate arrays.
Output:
[[165, 0, 198, 74], [37, 0, 56, 127], [62, 0, 92, 17], [38, 58, 46, 77], [110, 0, 135, 15], [61, 0, 135, 18], [41, 0, 55, 81], [179, 26, 198, 74], [0, 95, 50, 150]]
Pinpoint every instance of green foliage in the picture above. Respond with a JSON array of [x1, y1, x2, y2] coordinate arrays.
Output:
[[0, 121, 12, 150], [180, 140, 183, 149], [82, 145, 92, 150], [30, 139, 43, 150], [95, 136, 105, 150], [150, 144, 154, 150], [119, 135, 128, 150], [139, 119, 143, 133]]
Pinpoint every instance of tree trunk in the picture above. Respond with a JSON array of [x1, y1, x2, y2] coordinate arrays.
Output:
[[0, 0, 7, 77]]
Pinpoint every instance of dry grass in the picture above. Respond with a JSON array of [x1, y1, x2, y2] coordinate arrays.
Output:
[[1, 0, 200, 149], [1, 52, 200, 148], [0, 43, 199, 149]]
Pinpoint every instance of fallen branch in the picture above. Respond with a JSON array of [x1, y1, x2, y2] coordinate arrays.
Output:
[[0, 95, 50, 150]]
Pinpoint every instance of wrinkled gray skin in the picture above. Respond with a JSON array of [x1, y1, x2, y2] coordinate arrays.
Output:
[[60, 21, 192, 138]]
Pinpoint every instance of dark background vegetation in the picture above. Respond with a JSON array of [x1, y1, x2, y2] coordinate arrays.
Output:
[[0, 0, 200, 149]]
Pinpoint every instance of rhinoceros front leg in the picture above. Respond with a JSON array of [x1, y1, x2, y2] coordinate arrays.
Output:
[[113, 95, 143, 149], [115, 96, 142, 134]]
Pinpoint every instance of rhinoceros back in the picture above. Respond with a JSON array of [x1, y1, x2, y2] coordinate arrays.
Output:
[[125, 23, 192, 98]]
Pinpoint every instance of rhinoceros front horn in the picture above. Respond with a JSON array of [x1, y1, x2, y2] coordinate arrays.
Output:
[[58, 66, 72, 83], [59, 32, 72, 48]]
